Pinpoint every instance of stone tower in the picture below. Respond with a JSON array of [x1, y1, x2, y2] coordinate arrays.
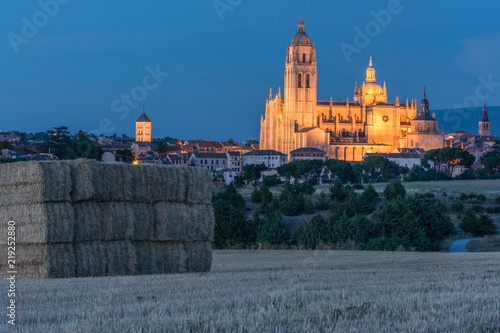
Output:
[[135, 107, 152, 143], [282, 16, 318, 154], [479, 103, 491, 137]]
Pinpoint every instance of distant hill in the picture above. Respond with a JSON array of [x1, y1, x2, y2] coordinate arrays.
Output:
[[433, 106, 499, 136]]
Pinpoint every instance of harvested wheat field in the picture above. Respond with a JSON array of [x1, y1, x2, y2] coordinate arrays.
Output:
[[1, 251, 498, 332]]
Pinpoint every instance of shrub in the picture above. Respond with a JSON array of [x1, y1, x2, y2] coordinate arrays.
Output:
[[442, 192, 448, 197], [297, 182, 315, 195], [459, 193, 469, 201], [471, 205, 485, 213], [424, 192, 435, 198], [477, 194, 486, 202], [315, 192, 330, 210], [383, 179, 406, 201], [233, 175, 244, 188], [451, 201, 463, 212], [365, 237, 399, 251], [495, 196, 500, 205], [262, 175, 281, 187], [304, 198, 315, 214], [459, 209, 498, 237], [468, 193, 477, 200], [251, 187, 262, 203], [485, 206, 495, 214]]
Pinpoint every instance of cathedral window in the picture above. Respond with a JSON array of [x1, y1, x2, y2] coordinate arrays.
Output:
[[306, 74, 310, 88], [303, 53, 306, 63], [298, 73, 302, 88]]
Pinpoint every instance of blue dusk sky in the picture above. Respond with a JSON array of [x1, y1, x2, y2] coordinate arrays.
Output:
[[1, 1, 499, 140]]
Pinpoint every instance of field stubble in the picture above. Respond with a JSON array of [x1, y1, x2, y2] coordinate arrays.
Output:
[[1, 250, 499, 332]]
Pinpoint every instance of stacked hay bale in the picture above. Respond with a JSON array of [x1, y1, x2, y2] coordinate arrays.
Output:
[[0, 160, 214, 279]]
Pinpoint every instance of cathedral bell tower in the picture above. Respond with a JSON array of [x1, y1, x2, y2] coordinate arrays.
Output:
[[283, 16, 318, 154]]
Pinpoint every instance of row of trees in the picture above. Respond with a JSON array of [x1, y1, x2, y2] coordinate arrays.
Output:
[[237, 146, 496, 188]]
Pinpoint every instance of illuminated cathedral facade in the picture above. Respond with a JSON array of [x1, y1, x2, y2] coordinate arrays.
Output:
[[260, 17, 444, 161]]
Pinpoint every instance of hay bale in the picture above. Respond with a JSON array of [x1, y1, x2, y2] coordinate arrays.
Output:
[[73, 202, 103, 242], [75, 241, 106, 277], [185, 167, 213, 205], [186, 204, 215, 241], [132, 241, 160, 275], [0, 203, 74, 244], [0, 243, 75, 279], [0, 161, 72, 205], [130, 203, 155, 241], [70, 160, 133, 202], [155, 166, 188, 203], [154, 202, 188, 241], [101, 202, 134, 241], [154, 242, 187, 274], [185, 241, 212, 273], [106, 240, 136, 276], [130, 164, 157, 203]]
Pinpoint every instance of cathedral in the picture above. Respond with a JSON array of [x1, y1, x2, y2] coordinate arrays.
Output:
[[260, 17, 444, 161]]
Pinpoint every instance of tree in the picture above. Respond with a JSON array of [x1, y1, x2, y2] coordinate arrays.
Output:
[[279, 183, 304, 216], [251, 187, 261, 203], [42, 127, 102, 160], [324, 159, 356, 183], [361, 183, 378, 203], [362, 156, 407, 183], [459, 209, 498, 237], [263, 174, 281, 187], [233, 174, 244, 188], [277, 163, 299, 183], [295, 214, 330, 249], [329, 179, 349, 202], [256, 211, 289, 245], [0, 141, 13, 150], [227, 138, 236, 146], [383, 179, 406, 201], [242, 164, 267, 186], [259, 185, 273, 203], [370, 194, 455, 251], [424, 148, 475, 177], [245, 139, 259, 147], [116, 149, 134, 162]]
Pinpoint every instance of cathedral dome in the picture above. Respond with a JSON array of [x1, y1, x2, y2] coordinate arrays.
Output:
[[363, 81, 383, 95], [291, 16, 311, 45]]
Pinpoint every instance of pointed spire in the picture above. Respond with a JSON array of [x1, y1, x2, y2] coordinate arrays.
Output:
[[354, 82, 358, 95], [395, 95, 399, 106], [269, 88, 272, 101], [369, 56, 373, 67], [481, 100, 490, 122], [424, 86, 426, 99], [278, 87, 281, 100], [298, 15, 305, 33], [406, 98, 409, 107], [383, 81, 387, 94], [142, 104, 145, 113]]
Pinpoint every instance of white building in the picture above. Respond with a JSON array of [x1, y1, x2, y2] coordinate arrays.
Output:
[[242, 150, 287, 168]]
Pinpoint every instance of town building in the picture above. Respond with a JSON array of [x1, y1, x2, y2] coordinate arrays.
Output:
[[242, 150, 287, 168], [260, 17, 444, 161], [290, 147, 327, 161]]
